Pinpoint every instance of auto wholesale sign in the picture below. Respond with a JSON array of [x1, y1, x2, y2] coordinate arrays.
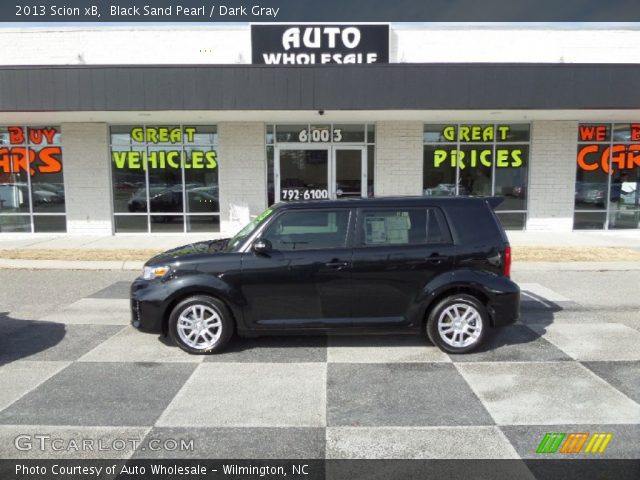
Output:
[[251, 24, 389, 65]]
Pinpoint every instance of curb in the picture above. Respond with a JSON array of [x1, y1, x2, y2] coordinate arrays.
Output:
[[513, 261, 640, 272], [0, 258, 144, 271]]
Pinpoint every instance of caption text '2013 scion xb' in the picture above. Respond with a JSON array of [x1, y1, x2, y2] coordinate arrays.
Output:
[[130, 196, 520, 354]]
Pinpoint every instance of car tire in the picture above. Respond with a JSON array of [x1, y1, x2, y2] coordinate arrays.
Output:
[[426, 294, 488, 354], [168, 295, 234, 354]]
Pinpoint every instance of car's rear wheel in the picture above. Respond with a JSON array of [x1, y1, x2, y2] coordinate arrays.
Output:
[[168, 295, 233, 354], [426, 294, 488, 354]]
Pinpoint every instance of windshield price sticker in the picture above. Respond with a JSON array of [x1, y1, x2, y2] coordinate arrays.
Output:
[[299, 128, 342, 143], [281, 188, 329, 201]]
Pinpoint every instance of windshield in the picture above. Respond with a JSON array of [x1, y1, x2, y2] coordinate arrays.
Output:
[[225, 208, 274, 252]]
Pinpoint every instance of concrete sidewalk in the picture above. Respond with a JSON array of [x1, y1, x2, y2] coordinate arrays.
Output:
[[0, 232, 220, 251], [1, 230, 640, 271], [506, 230, 640, 248]]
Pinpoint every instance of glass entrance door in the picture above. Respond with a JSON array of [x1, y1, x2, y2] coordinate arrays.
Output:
[[332, 147, 366, 199], [276, 148, 330, 202], [275, 146, 366, 202]]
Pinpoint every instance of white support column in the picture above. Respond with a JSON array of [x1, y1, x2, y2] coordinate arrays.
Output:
[[61, 123, 113, 234], [526, 121, 578, 231], [217, 122, 267, 235], [374, 121, 423, 197]]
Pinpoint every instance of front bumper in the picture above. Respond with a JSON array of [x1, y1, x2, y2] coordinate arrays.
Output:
[[130, 278, 167, 333]]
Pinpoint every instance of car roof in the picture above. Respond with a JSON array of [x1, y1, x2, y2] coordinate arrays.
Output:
[[271, 196, 502, 210]]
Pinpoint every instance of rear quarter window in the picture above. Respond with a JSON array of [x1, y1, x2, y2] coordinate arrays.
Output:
[[444, 201, 505, 246], [426, 207, 452, 244]]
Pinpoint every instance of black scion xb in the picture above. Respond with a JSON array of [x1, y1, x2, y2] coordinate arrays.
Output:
[[131, 197, 520, 354]]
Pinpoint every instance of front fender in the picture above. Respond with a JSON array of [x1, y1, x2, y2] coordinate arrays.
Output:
[[162, 273, 245, 330]]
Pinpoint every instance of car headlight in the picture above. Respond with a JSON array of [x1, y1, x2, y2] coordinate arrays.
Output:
[[142, 265, 171, 280]]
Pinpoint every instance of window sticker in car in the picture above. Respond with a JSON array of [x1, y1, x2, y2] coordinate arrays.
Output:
[[385, 215, 410, 244], [364, 211, 413, 245], [364, 216, 387, 244]]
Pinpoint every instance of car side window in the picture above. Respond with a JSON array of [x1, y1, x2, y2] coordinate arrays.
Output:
[[361, 207, 451, 246], [262, 210, 351, 251], [426, 208, 452, 244]]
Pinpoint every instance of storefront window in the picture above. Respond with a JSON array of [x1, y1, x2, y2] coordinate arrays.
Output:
[[575, 123, 640, 229], [110, 125, 219, 233], [423, 123, 530, 230], [0, 126, 66, 232]]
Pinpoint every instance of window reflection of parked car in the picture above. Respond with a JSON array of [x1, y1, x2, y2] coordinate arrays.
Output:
[[335, 180, 361, 197], [424, 184, 468, 196], [128, 185, 219, 220], [501, 185, 526, 198], [188, 185, 218, 197], [32, 183, 65, 204], [575, 182, 606, 206], [187, 186, 219, 212], [128, 187, 182, 213], [115, 181, 138, 192], [32, 188, 62, 204], [0, 182, 63, 207]]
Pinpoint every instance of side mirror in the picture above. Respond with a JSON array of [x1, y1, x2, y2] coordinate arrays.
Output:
[[252, 238, 272, 255]]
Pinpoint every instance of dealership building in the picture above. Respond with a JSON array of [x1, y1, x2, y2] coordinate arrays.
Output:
[[1, 23, 640, 235]]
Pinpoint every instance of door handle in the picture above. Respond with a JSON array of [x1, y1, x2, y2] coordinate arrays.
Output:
[[325, 261, 350, 269], [427, 253, 446, 264]]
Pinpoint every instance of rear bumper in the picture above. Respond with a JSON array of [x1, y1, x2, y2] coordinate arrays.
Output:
[[486, 277, 520, 327], [130, 279, 167, 333]]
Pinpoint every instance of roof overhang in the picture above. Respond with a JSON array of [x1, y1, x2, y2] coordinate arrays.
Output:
[[2, 63, 640, 113]]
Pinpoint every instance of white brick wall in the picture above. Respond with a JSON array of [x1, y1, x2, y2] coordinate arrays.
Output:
[[396, 27, 640, 64], [60, 123, 113, 234], [374, 122, 423, 197], [4, 26, 640, 65], [0, 27, 249, 65], [526, 121, 578, 231], [217, 122, 267, 235]]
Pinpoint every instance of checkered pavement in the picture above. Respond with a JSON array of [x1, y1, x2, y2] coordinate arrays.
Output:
[[0, 281, 639, 460]]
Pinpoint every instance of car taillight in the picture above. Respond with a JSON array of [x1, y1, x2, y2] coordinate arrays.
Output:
[[503, 246, 512, 278]]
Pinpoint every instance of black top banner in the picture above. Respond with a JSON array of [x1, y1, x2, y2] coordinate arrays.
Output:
[[5, 0, 640, 22], [252, 25, 389, 65]]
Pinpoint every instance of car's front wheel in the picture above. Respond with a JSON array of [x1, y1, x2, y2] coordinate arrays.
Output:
[[168, 295, 233, 354], [426, 294, 488, 354]]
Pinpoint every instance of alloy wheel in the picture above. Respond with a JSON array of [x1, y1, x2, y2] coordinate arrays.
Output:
[[437, 303, 483, 348], [176, 304, 222, 350]]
